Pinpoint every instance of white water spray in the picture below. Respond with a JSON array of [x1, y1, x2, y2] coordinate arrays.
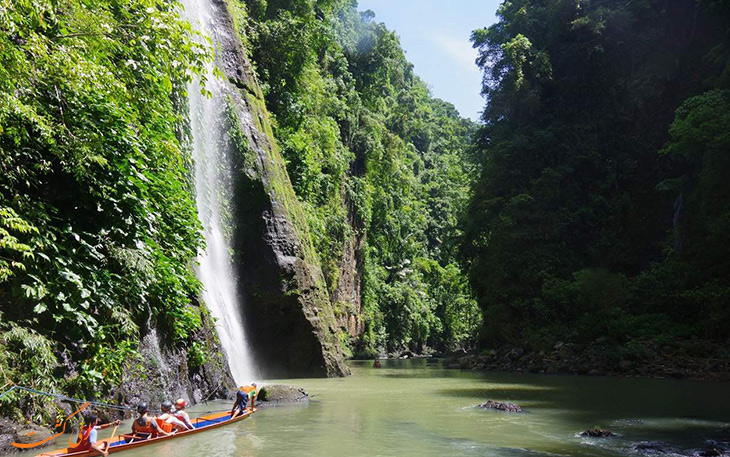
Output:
[[180, 0, 258, 384]]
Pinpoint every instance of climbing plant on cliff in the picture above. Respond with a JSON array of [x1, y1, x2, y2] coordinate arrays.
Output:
[[0, 0, 210, 412]]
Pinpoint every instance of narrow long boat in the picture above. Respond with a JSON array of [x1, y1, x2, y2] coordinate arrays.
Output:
[[36, 408, 256, 457]]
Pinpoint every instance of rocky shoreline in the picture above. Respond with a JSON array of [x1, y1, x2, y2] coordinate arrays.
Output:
[[433, 342, 730, 382]]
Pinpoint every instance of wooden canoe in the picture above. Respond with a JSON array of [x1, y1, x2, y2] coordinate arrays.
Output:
[[36, 409, 256, 457]]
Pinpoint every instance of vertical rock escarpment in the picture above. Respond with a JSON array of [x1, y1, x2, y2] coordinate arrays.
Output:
[[200, 0, 349, 377], [331, 206, 366, 340]]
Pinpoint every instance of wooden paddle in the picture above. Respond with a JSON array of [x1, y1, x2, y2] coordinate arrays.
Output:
[[107, 422, 119, 450]]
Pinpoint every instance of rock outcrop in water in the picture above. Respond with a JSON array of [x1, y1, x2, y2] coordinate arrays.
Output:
[[478, 401, 523, 412], [580, 427, 616, 438], [195, 0, 349, 378], [257, 385, 309, 405]]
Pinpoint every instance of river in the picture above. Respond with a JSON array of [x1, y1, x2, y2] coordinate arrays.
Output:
[[38, 360, 730, 457]]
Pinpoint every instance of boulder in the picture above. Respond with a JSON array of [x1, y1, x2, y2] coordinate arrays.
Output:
[[0, 419, 55, 455], [580, 427, 616, 438], [258, 385, 309, 404], [478, 400, 523, 412], [632, 441, 680, 455]]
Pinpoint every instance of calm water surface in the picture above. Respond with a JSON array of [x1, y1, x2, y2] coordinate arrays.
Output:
[[49, 360, 730, 456]]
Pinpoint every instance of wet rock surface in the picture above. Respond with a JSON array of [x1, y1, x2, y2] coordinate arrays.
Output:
[[207, 0, 349, 379], [632, 441, 682, 454], [693, 448, 726, 457], [119, 315, 235, 412], [257, 385, 309, 406], [628, 441, 730, 457], [478, 400, 523, 412], [0, 419, 54, 455], [580, 427, 616, 437]]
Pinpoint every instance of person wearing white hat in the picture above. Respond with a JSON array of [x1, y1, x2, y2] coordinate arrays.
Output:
[[172, 398, 194, 430]]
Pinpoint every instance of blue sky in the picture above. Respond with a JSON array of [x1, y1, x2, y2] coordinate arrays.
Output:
[[356, 0, 502, 121]]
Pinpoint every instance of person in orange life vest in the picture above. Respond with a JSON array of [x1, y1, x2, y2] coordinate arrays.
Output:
[[131, 403, 172, 441], [172, 399, 195, 430], [230, 383, 257, 419], [71, 414, 120, 457], [157, 400, 192, 432]]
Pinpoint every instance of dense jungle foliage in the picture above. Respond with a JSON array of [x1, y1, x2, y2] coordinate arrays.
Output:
[[463, 0, 730, 358], [6, 0, 729, 425], [0, 0, 212, 419], [0, 0, 480, 419], [231, 0, 480, 354]]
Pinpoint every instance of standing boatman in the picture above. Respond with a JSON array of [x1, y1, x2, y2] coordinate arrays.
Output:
[[230, 383, 257, 419]]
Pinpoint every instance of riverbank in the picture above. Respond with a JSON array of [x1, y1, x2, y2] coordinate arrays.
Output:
[[442, 341, 730, 382]]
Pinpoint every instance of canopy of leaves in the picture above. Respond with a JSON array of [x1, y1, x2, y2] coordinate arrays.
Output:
[[0, 0, 210, 414], [463, 0, 730, 352]]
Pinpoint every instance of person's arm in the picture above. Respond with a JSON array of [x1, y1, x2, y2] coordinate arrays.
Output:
[[165, 415, 187, 431], [88, 428, 109, 457], [181, 412, 194, 430], [90, 442, 108, 457], [96, 420, 121, 430]]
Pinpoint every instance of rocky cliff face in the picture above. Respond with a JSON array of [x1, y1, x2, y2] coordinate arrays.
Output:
[[119, 311, 235, 409], [197, 0, 350, 378], [331, 208, 366, 340]]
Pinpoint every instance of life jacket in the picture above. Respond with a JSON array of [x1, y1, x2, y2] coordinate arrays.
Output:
[[69, 425, 93, 452], [132, 416, 157, 438], [239, 385, 257, 408], [239, 385, 256, 397], [155, 417, 174, 433]]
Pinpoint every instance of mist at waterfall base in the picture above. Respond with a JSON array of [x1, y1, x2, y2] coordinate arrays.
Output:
[[181, 0, 259, 385]]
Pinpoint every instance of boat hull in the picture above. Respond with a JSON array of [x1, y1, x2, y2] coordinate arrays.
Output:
[[36, 409, 255, 457]]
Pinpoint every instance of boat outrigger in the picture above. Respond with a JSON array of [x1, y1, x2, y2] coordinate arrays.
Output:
[[36, 408, 256, 457]]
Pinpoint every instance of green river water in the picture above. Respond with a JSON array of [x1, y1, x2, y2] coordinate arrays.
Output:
[[32, 360, 730, 457]]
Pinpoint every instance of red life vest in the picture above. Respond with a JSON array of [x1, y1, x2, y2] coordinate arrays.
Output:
[[69, 425, 93, 452]]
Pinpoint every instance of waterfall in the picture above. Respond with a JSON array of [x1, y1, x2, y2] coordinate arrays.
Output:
[[180, 0, 258, 384]]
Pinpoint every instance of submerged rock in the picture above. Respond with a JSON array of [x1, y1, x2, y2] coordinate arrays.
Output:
[[632, 441, 681, 455], [257, 385, 309, 405], [478, 400, 523, 412], [694, 448, 725, 457], [580, 427, 616, 437]]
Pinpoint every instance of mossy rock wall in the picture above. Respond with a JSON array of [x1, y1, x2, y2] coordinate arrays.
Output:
[[201, 0, 349, 378]]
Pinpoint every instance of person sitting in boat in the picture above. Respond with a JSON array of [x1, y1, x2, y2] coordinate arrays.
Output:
[[70, 414, 120, 457], [172, 399, 195, 430], [230, 383, 257, 419], [373, 359, 381, 368], [157, 400, 192, 432], [131, 402, 172, 441]]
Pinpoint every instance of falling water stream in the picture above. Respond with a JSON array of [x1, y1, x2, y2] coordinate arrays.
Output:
[[180, 0, 258, 384]]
